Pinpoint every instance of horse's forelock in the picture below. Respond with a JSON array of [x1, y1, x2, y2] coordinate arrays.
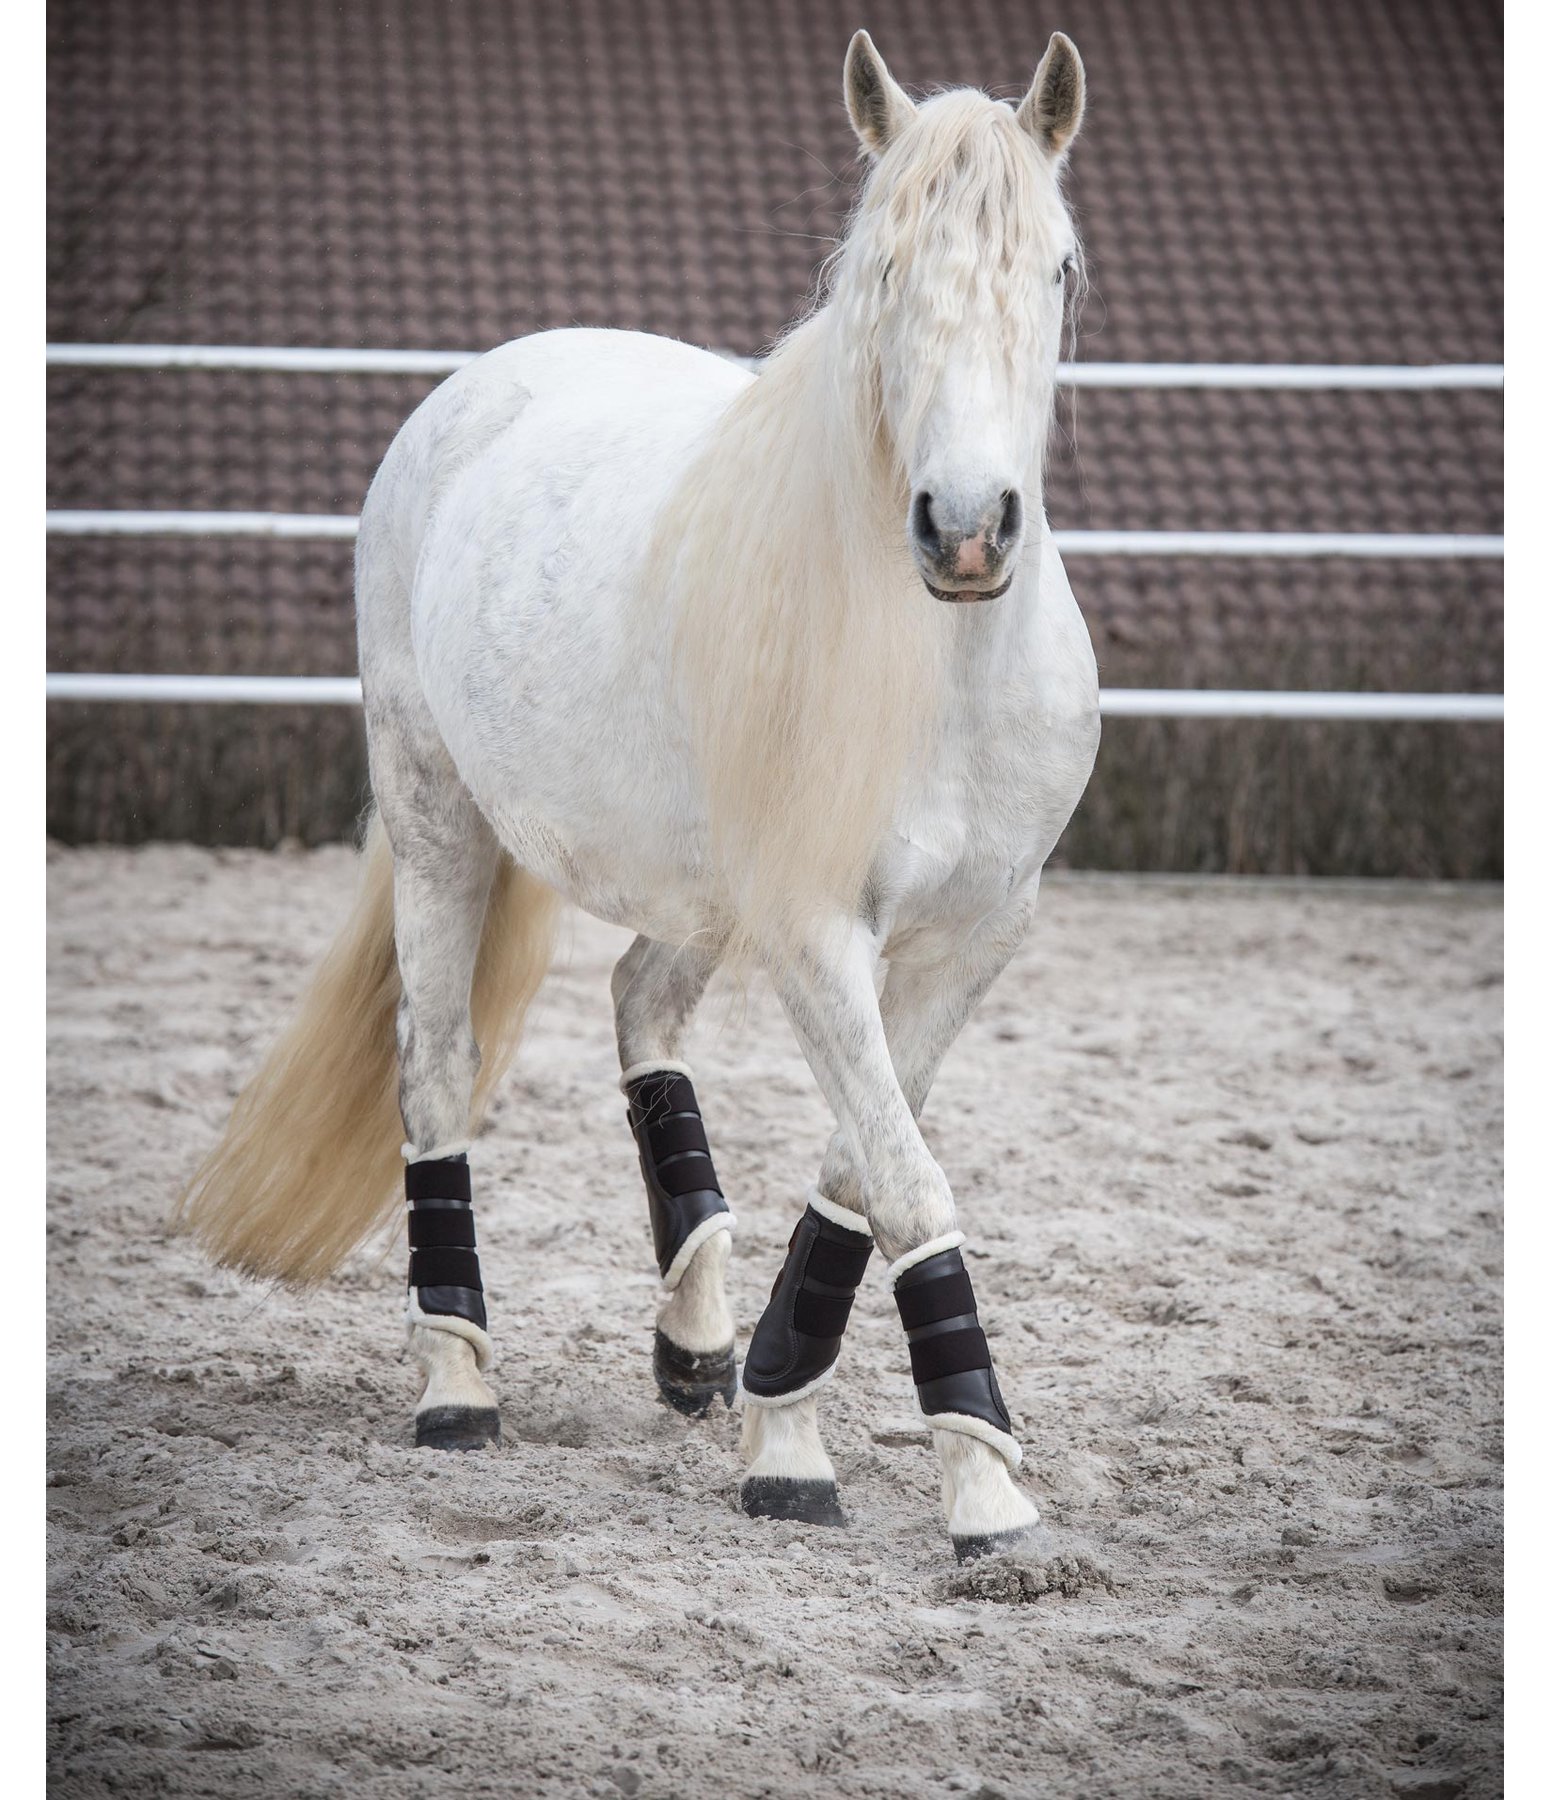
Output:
[[839, 91, 1072, 402]]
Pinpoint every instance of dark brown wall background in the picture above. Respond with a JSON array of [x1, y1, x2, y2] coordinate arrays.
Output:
[[46, 0, 1503, 873]]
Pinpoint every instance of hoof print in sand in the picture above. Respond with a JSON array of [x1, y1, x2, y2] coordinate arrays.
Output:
[[936, 1545, 1113, 1603], [653, 1330, 737, 1416], [414, 1406, 502, 1452], [740, 1476, 847, 1527]]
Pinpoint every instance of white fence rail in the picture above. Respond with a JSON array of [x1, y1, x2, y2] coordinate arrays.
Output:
[[44, 510, 1504, 560], [42, 673, 1504, 723], [49, 510, 361, 541], [45, 343, 1506, 390], [45, 343, 1505, 723]]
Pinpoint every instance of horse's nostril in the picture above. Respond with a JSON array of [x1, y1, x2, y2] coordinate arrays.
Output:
[[911, 491, 940, 555], [998, 489, 1023, 546]]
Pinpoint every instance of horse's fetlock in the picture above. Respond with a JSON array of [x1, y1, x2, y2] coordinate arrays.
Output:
[[405, 1155, 490, 1361], [937, 1430, 1039, 1552], [657, 1226, 734, 1355], [410, 1320, 497, 1418], [741, 1393, 836, 1485]]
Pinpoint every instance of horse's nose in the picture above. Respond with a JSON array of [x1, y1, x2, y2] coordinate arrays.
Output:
[[910, 488, 1024, 593]]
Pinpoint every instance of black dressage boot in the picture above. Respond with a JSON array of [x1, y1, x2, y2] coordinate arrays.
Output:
[[405, 1153, 501, 1450], [624, 1065, 737, 1413], [739, 1192, 874, 1526], [890, 1233, 1031, 1560]]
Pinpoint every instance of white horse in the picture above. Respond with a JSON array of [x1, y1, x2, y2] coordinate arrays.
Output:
[[182, 30, 1098, 1561]]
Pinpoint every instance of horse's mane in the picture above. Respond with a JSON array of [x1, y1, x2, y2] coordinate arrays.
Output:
[[656, 90, 1072, 955]]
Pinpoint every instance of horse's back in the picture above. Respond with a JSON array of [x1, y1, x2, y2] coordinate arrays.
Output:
[[356, 326, 750, 711], [360, 329, 749, 588], [380, 328, 749, 664]]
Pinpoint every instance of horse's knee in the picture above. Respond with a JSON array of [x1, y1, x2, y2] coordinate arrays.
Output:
[[815, 1130, 867, 1217], [862, 1147, 955, 1261]]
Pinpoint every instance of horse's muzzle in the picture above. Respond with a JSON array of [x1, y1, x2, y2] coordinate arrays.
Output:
[[910, 486, 1023, 601]]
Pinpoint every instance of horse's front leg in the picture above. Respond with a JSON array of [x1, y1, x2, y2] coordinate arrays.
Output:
[[746, 909, 1040, 1558], [613, 936, 737, 1414]]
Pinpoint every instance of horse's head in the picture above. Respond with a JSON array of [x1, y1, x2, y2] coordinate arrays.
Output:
[[838, 30, 1085, 603]]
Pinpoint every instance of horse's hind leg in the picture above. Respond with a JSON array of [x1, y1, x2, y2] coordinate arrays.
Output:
[[612, 936, 736, 1414], [375, 734, 506, 1451]]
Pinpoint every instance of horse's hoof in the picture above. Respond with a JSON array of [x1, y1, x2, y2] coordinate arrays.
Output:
[[740, 1476, 847, 1527], [414, 1405, 501, 1451], [653, 1329, 737, 1417], [951, 1525, 1039, 1563]]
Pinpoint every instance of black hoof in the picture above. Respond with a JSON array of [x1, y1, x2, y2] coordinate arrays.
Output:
[[740, 1476, 847, 1527], [415, 1405, 501, 1452], [653, 1329, 737, 1417], [951, 1525, 1039, 1563]]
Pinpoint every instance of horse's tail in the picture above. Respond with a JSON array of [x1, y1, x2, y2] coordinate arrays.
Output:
[[175, 815, 558, 1288]]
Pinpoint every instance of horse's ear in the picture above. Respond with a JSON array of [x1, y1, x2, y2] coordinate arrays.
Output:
[[1017, 32, 1086, 158], [845, 30, 915, 156]]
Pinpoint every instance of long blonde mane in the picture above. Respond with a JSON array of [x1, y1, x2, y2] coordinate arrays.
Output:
[[659, 90, 1072, 955]]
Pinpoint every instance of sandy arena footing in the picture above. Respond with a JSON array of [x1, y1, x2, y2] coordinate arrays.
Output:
[[47, 846, 1503, 1799]]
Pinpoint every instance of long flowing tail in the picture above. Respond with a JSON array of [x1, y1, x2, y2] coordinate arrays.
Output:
[[175, 815, 558, 1288]]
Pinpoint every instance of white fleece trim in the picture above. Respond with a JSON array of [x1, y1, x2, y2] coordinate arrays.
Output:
[[923, 1409, 1023, 1470], [660, 1210, 736, 1289], [619, 1058, 696, 1092], [402, 1140, 472, 1163], [739, 1363, 837, 1409], [887, 1231, 967, 1287], [406, 1291, 494, 1371], [806, 1187, 872, 1237]]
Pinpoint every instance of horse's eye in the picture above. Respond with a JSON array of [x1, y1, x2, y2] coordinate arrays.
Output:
[[1055, 254, 1075, 286]]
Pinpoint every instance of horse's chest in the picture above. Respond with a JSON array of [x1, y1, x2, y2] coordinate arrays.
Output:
[[878, 813, 1012, 952], [878, 705, 1094, 951]]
